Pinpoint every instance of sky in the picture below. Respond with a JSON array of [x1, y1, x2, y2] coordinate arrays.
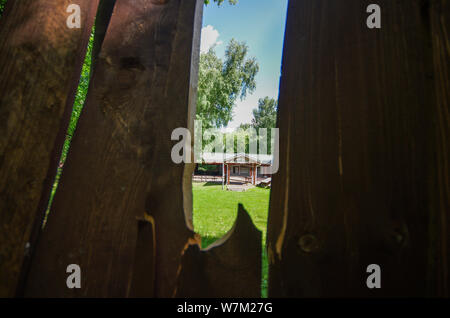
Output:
[[200, 0, 288, 129]]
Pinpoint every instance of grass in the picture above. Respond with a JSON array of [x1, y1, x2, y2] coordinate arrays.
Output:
[[192, 182, 270, 297], [42, 30, 94, 226]]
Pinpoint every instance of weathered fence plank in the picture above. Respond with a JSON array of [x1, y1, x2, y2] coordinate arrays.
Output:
[[91, 0, 117, 74], [0, 0, 98, 297], [268, 0, 449, 297], [23, 0, 203, 297], [429, 0, 450, 296], [129, 216, 156, 298], [175, 204, 262, 298]]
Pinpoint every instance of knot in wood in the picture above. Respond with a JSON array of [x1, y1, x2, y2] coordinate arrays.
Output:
[[394, 232, 404, 244], [391, 227, 407, 248], [389, 222, 408, 248], [298, 234, 319, 253]]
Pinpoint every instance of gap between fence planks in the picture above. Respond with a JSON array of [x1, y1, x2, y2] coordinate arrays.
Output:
[[0, 0, 98, 297]]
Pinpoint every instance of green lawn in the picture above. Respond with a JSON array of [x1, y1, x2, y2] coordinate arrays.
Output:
[[192, 182, 270, 297]]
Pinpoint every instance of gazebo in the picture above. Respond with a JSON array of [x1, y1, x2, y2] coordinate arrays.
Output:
[[201, 153, 273, 186]]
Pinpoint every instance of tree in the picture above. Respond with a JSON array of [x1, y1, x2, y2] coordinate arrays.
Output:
[[252, 97, 277, 129], [205, 0, 238, 5], [251, 97, 277, 155], [197, 39, 259, 129], [239, 123, 252, 130]]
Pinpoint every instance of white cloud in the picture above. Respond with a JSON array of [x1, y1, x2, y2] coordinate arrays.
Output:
[[200, 25, 223, 53]]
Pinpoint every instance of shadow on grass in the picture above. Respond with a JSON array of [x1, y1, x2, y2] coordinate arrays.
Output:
[[200, 236, 268, 298], [201, 236, 219, 248], [201, 181, 249, 186], [202, 181, 223, 187]]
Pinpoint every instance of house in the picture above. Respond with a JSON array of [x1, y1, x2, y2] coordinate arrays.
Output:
[[200, 152, 273, 185]]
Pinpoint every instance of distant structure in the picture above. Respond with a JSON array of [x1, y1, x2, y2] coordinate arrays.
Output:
[[199, 152, 273, 186]]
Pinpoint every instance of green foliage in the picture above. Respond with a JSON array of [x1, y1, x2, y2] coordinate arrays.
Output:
[[0, 0, 7, 19], [222, 128, 257, 154], [204, 0, 237, 5], [248, 97, 278, 155], [43, 30, 94, 226], [60, 30, 94, 163], [238, 123, 251, 130], [197, 39, 259, 129], [192, 182, 269, 297], [252, 97, 277, 129], [198, 164, 219, 172], [218, 98, 277, 155]]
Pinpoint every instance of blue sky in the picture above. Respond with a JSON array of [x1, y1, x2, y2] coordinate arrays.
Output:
[[200, 0, 288, 128]]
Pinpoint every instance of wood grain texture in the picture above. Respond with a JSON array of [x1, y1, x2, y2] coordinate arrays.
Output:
[[175, 204, 262, 298], [267, 0, 449, 297], [429, 0, 450, 296], [91, 0, 117, 75], [129, 216, 156, 298], [0, 0, 98, 297], [23, 0, 203, 297]]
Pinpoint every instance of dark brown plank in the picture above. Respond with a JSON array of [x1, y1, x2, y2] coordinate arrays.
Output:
[[268, 0, 449, 297], [429, 0, 450, 296], [0, 0, 98, 297], [24, 0, 203, 297], [91, 0, 117, 74], [129, 215, 156, 298], [175, 204, 262, 298]]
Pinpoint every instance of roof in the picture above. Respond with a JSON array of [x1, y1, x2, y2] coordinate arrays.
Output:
[[201, 152, 273, 166]]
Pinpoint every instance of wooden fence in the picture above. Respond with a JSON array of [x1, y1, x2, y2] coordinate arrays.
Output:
[[0, 0, 448, 297]]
